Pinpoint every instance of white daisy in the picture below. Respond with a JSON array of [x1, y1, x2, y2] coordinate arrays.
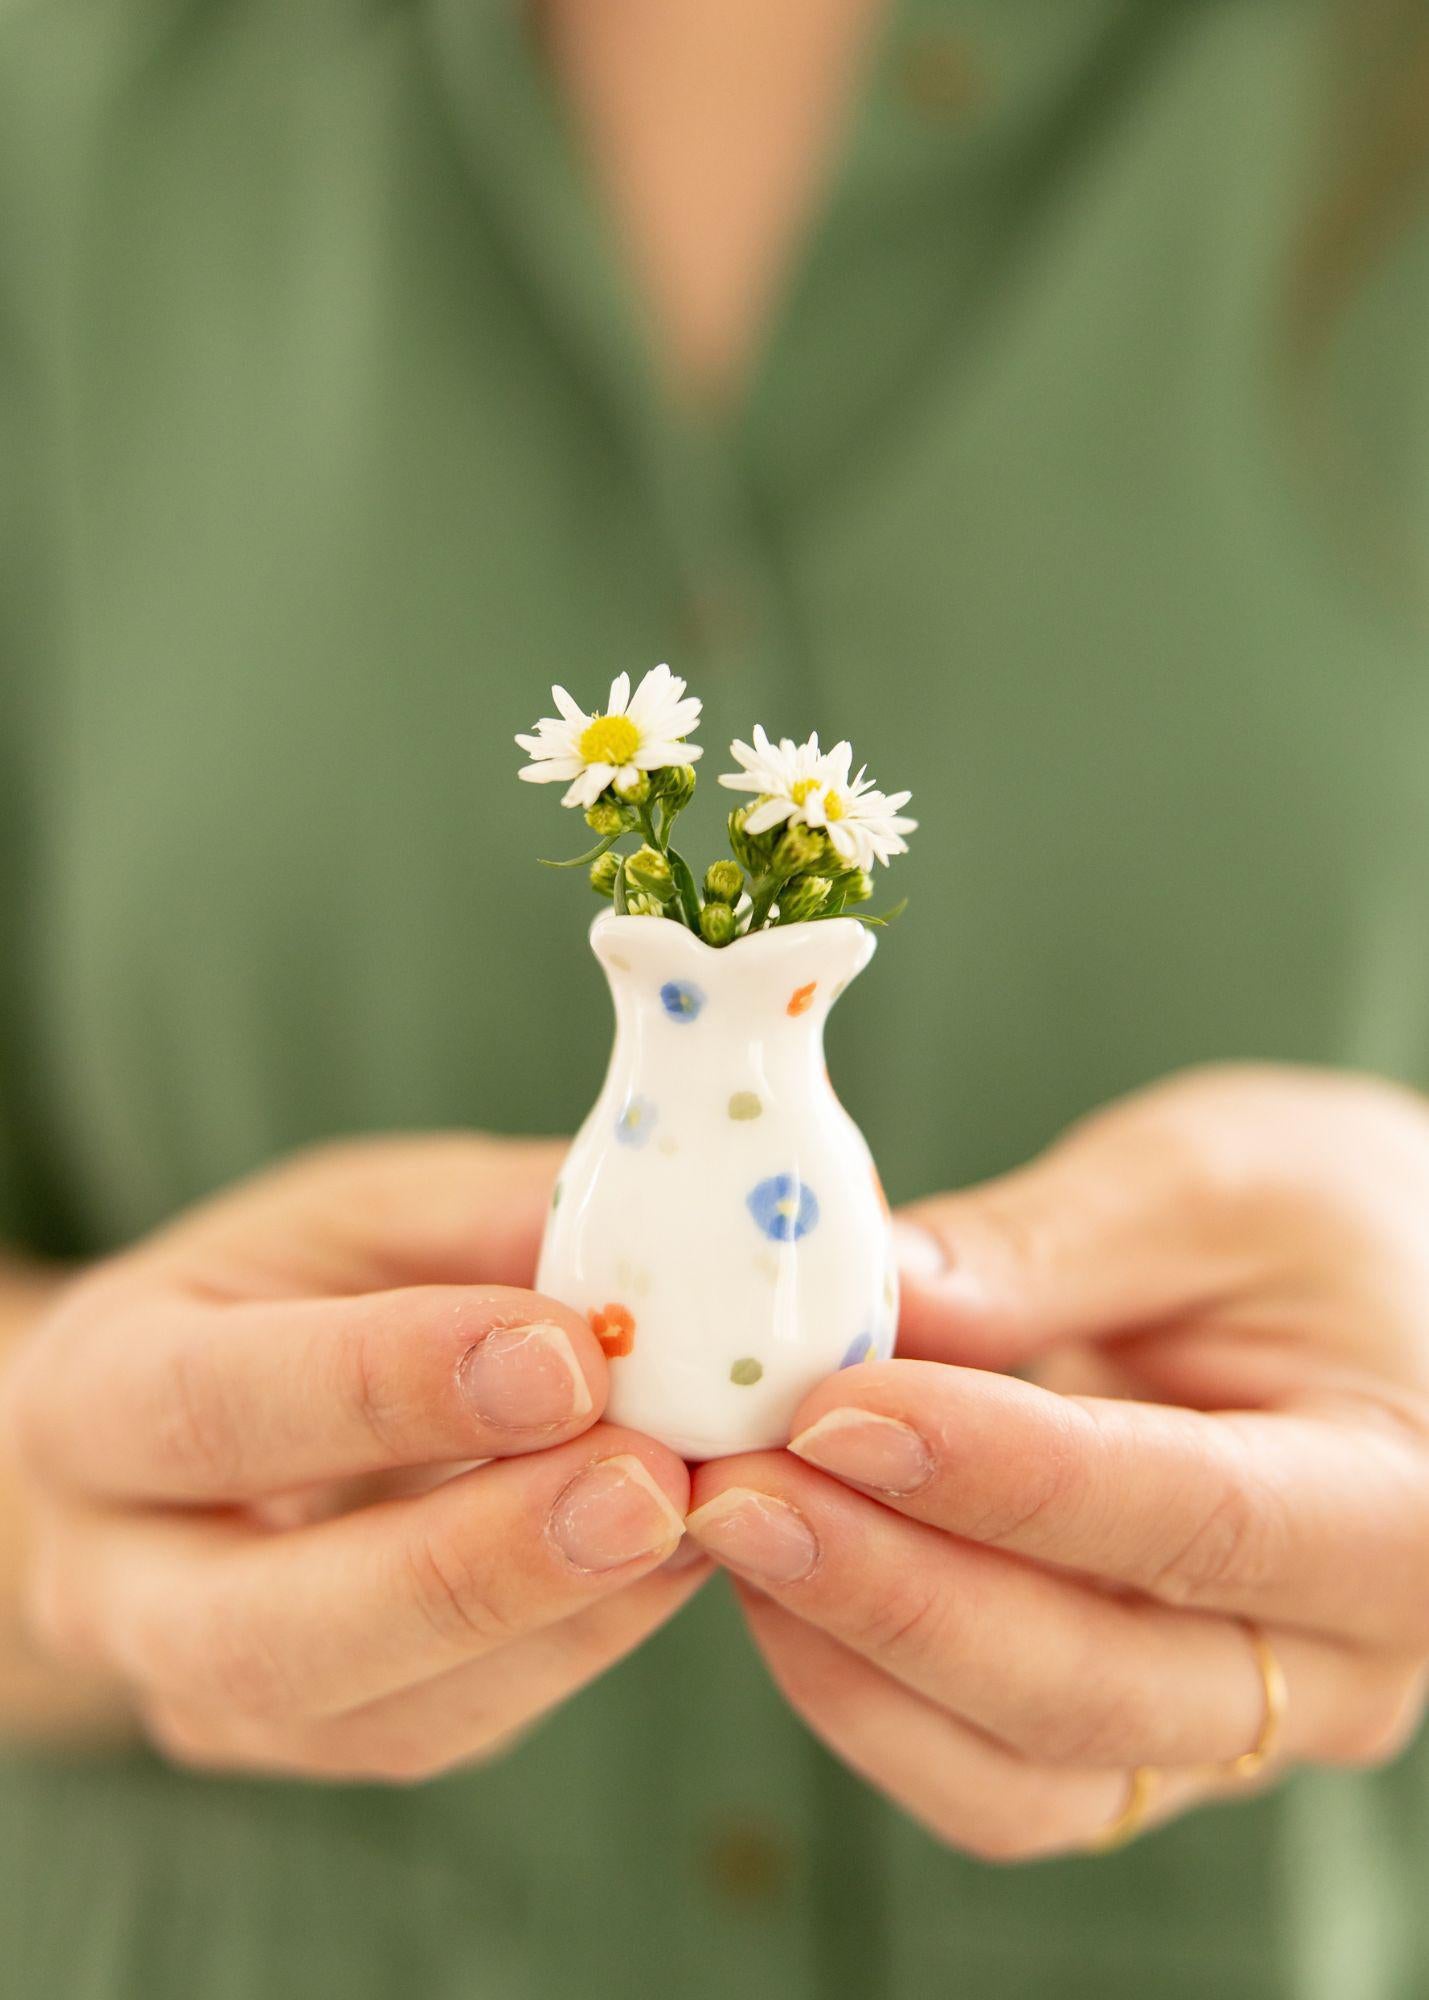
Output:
[[516, 663, 703, 809], [719, 728, 916, 870]]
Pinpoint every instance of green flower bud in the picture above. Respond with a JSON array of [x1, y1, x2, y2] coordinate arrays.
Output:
[[624, 891, 664, 917], [703, 859, 744, 904], [588, 850, 621, 898], [613, 770, 651, 805], [699, 900, 738, 947], [584, 798, 627, 837], [779, 875, 831, 924], [654, 762, 697, 811], [773, 823, 827, 877], [624, 844, 674, 900], [840, 867, 874, 906], [728, 804, 775, 874]]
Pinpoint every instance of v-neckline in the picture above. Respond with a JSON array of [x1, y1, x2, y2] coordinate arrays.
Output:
[[423, 0, 910, 488]]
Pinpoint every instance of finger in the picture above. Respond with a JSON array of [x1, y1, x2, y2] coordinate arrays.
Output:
[[739, 1597, 1207, 1862], [890, 1067, 1372, 1371], [685, 1455, 1413, 1771], [15, 1277, 609, 1501], [785, 1361, 1429, 1649], [67, 1427, 688, 1715], [145, 1559, 710, 1783], [148, 1132, 565, 1293]]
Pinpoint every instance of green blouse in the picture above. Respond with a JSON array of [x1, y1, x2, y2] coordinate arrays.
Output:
[[1, 2, 1427, 1995]]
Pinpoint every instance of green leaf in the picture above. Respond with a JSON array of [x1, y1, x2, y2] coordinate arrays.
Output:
[[611, 857, 629, 915], [664, 844, 702, 930], [852, 898, 909, 929], [538, 834, 620, 870]]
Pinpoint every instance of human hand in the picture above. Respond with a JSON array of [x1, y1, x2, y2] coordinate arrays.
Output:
[[685, 1067, 1429, 1858], [5, 1136, 697, 1780]]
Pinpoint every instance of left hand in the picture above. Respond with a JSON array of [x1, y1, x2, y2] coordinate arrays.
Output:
[[685, 1066, 1429, 1860]]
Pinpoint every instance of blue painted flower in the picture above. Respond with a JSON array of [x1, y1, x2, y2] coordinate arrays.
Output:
[[614, 1095, 657, 1148], [746, 1173, 819, 1243], [659, 979, 705, 1024], [839, 1331, 875, 1369]]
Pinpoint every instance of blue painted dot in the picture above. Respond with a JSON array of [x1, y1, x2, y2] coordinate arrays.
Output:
[[839, 1332, 875, 1369], [660, 980, 705, 1023], [615, 1095, 657, 1147], [746, 1173, 820, 1243]]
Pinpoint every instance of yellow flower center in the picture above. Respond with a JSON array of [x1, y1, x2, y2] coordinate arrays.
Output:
[[822, 791, 846, 821], [579, 714, 641, 766], [790, 778, 820, 806]]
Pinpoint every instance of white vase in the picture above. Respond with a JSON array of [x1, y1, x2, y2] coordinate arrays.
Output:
[[537, 909, 898, 1459]]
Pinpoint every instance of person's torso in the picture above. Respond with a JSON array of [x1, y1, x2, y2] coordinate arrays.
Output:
[[1, 3, 1427, 1996]]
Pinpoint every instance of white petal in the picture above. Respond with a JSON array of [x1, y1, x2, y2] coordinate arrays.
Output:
[[662, 697, 702, 736], [744, 796, 795, 835], [606, 671, 632, 716], [626, 662, 683, 726], [718, 770, 765, 793], [562, 764, 614, 808], [822, 740, 854, 788], [827, 822, 857, 861], [551, 685, 587, 725], [634, 738, 703, 769], [520, 759, 585, 784]]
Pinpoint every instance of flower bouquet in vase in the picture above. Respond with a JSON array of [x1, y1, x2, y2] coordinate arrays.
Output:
[[518, 665, 915, 1459]]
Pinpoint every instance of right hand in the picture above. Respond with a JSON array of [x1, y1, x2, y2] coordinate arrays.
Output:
[[3, 1136, 700, 1781]]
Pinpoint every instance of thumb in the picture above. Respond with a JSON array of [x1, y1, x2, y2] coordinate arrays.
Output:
[[892, 1105, 1252, 1370]]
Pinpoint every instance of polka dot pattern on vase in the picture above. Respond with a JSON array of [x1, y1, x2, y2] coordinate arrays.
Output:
[[747, 1173, 819, 1243], [615, 1095, 657, 1147], [727, 1091, 763, 1121], [660, 979, 705, 1023], [786, 982, 817, 1017], [588, 1302, 636, 1359], [838, 1331, 876, 1369], [730, 1357, 764, 1386]]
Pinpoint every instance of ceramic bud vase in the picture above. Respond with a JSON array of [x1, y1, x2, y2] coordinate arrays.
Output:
[[537, 909, 898, 1459]]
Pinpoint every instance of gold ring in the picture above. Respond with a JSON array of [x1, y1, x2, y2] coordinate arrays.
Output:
[[1088, 1765, 1160, 1852], [1219, 1620, 1287, 1782]]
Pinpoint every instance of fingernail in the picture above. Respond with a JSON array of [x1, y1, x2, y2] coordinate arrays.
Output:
[[892, 1219, 946, 1280], [788, 1409, 934, 1495], [549, 1455, 684, 1572], [459, 1322, 593, 1431], [684, 1489, 819, 1584]]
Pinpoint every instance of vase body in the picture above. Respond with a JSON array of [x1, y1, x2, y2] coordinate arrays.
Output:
[[537, 910, 897, 1459]]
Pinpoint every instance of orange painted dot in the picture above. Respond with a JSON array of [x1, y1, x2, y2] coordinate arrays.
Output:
[[588, 1302, 636, 1359], [787, 982, 817, 1017]]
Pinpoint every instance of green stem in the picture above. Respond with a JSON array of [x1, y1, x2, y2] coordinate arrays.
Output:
[[637, 802, 699, 928], [747, 871, 786, 931]]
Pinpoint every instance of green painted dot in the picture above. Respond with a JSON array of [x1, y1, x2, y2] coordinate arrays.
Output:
[[551, 1181, 563, 1210], [727, 1091, 763, 1121], [730, 1357, 764, 1386]]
